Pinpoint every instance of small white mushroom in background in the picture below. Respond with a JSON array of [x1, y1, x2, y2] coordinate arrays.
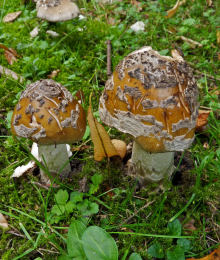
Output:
[[46, 30, 60, 37], [30, 26, 39, 37], [78, 14, 86, 20], [36, 0, 79, 22], [11, 79, 86, 183], [130, 21, 145, 32], [99, 46, 199, 183]]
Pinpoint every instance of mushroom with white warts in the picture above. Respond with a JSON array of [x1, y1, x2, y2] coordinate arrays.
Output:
[[11, 79, 86, 183], [36, 0, 79, 22], [99, 46, 199, 183]]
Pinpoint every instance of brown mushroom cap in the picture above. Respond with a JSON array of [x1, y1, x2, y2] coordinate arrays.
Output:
[[99, 46, 199, 153], [11, 79, 86, 145], [36, 0, 79, 22]]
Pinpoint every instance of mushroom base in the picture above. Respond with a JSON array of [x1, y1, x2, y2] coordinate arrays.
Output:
[[131, 141, 175, 182], [38, 144, 71, 183]]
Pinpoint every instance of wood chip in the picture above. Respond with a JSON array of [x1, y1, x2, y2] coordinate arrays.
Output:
[[47, 69, 60, 79], [217, 31, 220, 45], [3, 11, 22, 23], [0, 213, 9, 230]]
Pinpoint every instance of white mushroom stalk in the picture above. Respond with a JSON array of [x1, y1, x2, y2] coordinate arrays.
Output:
[[38, 143, 71, 182], [131, 141, 175, 182], [99, 46, 198, 182]]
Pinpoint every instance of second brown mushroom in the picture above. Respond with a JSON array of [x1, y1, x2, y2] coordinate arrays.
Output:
[[99, 46, 199, 183]]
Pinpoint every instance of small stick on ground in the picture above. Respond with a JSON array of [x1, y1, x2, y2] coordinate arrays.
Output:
[[106, 40, 112, 77], [31, 181, 59, 190], [121, 200, 155, 225]]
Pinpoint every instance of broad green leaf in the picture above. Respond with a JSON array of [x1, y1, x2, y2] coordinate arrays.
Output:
[[91, 173, 103, 185], [147, 243, 164, 258], [82, 226, 118, 260], [168, 219, 182, 236], [67, 220, 87, 260], [183, 18, 196, 26], [55, 189, 69, 205], [177, 238, 191, 252], [38, 40, 49, 50], [70, 191, 84, 204], [77, 200, 99, 216], [167, 246, 185, 260], [58, 255, 72, 260], [128, 252, 142, 260], [65, 201, 76, 214], [51, 205, 65, 216], [89, 174, 103, 194]]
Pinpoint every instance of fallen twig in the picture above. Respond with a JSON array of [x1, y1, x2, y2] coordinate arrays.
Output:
[[121, 200, 155, 225], [179, 35, 203, 48], [31, 181, 59, 190], [106, 40, 112, 77]]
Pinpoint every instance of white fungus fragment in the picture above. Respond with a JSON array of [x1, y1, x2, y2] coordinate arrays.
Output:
[[130, 21, 145, 32]]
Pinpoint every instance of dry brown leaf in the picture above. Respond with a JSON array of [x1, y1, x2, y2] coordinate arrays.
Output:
[[218, 53, 220, 61], [213, 86, 220, 95], [107, 17, 117, 25], [217, 31, 220, 45], [72, 145, 90, 152], [95, 120, 118, 158], [87, 93, 118, 161], [4, 50, 17, 65], [3, 11, 22, 23], [0, 213, 9, 230], [203, 142, 209, 149], [196, 110, 210, 131], [183, 219, 197, 232], [47, 69, 60, 79], [0, 44, 20, 65], [206, 0, 212, 6], [130, 0, 143, 12], [187, 245, 220, 260], [165, 0, 180, 18], [87, 96, 106, 161], [165, 0, 186, 18]]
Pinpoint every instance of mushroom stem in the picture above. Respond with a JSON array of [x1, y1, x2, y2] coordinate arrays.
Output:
[[131, 141, 175, 182], [38, 143, 71, 183]]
